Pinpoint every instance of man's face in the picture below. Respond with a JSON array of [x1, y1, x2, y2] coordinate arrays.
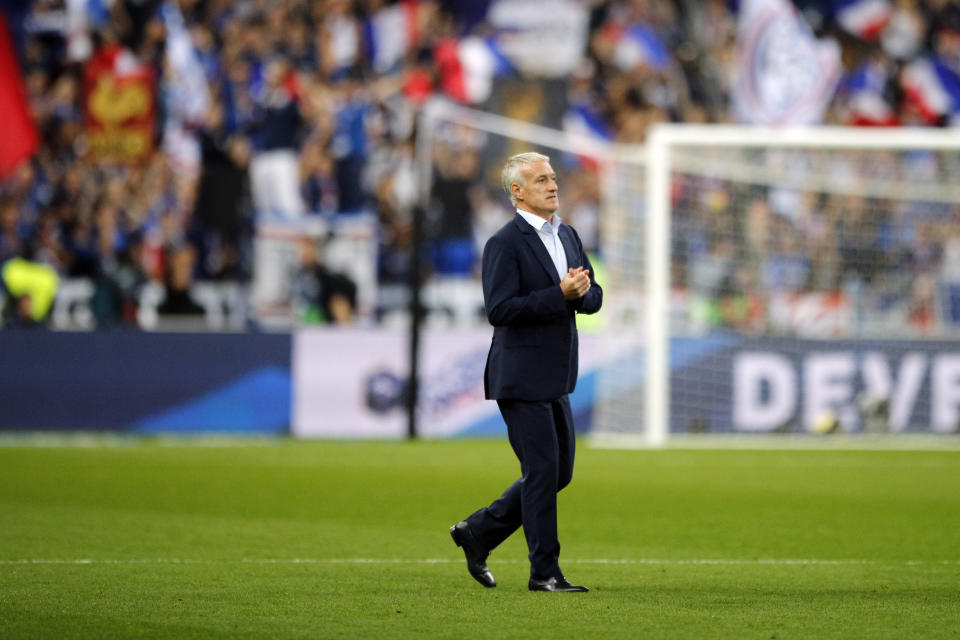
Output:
[[514, 161, 559, 219]]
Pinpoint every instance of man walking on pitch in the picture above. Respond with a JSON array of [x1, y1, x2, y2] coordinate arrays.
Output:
[[450, 152, 602, 592]]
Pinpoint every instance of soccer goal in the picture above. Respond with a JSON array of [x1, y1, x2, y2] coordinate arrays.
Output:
[[416, 102, 960, 446], [593, 124, 960, 447]]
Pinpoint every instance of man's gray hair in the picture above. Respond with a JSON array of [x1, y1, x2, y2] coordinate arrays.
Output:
[[501, 152, 551, 205]]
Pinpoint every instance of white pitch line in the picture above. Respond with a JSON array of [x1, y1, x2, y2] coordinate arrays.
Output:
[[0, 559, 208, 565], [1, 558, 958, 566]]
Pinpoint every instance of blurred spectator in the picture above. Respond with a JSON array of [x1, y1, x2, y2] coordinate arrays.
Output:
[[763, 229, 811, 294], [192, 97, 252, 280], [300, 136, 339, 214], [429, 147, 479, 275], [690, 235, 736, 300], [559, 167, 601, 253], [0, 197, 23, 261], [157, 242, 204, 316], [3, 0, 960, 336], [249, 56, 306, 220], [89, 229, 148, 328], [1, 239, 58, 328], [330, 67, 372, 213], [292, 234, 357, 325], [837, 195, 886, 285], [717, 264, 766, 332]]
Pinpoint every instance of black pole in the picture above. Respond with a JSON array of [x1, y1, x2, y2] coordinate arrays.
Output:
[[407, 204, 425, 440], [409, 104, 435, 441]]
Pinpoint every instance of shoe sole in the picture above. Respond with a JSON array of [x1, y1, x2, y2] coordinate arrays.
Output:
[[450, 526, 496, 588]]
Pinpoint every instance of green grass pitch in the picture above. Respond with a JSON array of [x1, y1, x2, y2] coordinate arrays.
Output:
[[1, 438, 959, 639]]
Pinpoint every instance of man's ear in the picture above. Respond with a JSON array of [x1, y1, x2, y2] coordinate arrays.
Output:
[[511, 182, 523, 202]]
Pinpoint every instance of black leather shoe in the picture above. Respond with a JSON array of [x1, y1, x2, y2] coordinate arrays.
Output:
[[450, 521, 496, 588], [528, 575, 589, 592]]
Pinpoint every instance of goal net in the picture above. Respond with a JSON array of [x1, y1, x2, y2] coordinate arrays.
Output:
[[593, 124, 960, 446]]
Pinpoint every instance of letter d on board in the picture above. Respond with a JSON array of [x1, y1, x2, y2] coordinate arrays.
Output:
[[733, 352, 797, 431]]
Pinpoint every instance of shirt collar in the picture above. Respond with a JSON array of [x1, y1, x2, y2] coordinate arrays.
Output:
[[517, 208, 561, 232]]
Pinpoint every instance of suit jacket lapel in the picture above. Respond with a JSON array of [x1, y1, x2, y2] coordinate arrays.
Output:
[[559, 225, 579, 271], [514, 214, 561, 284]]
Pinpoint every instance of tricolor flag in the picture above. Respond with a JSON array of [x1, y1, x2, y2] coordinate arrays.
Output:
[[733, 0, 841, 125], [609, 23, 671, 73], [563, 103, 613, 141], [365, 0, 419, 75], [434, 36, 511, 105], [0, 11, 37, 178], [562, 102, 611, 170], [834, 0, 893, 41], [901, 57, 960, 125], [838, 61, 897, 126]]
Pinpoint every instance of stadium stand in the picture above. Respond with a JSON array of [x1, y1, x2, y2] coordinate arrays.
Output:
[[2, 0, 960, 331]]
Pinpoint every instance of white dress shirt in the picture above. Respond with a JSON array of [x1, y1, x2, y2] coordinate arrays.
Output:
[[516, 208, 568, 280]]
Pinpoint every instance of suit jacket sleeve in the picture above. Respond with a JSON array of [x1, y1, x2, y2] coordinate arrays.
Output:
[[482, 234, 568, 326]]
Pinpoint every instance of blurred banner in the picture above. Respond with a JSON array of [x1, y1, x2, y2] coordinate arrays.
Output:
[[292, 328, 606, 438], [0, 11, 37, 178], [83, 43, 156, 162], [487, 0, 588, 78], [0, 332, 290, 433], [667, 338, 960, 434], [733, 0, 841, 125], [5, 330, 957, 437]]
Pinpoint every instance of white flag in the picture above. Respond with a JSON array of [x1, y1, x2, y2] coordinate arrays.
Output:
[[733, 0, 841, 125], [161, 0, 209, 125], [160, 0, 210, 175]]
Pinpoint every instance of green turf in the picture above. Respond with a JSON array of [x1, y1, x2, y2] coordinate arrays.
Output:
[[1, 439, 958, 639]]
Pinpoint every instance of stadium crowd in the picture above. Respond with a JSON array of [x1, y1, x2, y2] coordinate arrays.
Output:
[[1, 0, 960, 332]]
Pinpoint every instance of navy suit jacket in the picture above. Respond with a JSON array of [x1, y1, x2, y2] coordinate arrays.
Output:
[[482, 213, 602, 401]]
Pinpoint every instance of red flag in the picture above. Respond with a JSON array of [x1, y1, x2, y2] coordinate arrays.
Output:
[[0, 13, 39, 178]]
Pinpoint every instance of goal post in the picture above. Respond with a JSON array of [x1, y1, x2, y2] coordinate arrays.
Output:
[[644, 125, 671, 448]]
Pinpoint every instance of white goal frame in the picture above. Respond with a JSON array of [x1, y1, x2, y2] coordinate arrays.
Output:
[[641, 124, 960, 448]]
